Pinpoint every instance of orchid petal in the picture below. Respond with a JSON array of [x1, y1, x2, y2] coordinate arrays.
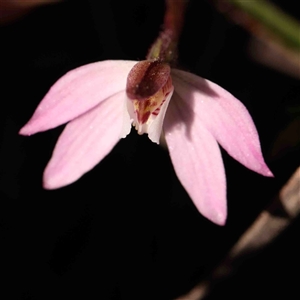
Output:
[[20, 60, 136, 135], [148, 86, 174, 144], [43, 92, 127, 189], [164, 92, 227, 225], [124, 86, 174, 144], [172, 69, 273, 177], [120, 97, 133, 139]]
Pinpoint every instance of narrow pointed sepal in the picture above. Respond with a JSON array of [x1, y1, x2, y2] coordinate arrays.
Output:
[[172, 69, 273, 178], [20, 60, 136, 135], [43, 92, 126, 189], [164, 92, 227, 225]]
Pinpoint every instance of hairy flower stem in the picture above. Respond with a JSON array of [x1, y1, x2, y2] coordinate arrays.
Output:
[[147, 0, 189, 65]]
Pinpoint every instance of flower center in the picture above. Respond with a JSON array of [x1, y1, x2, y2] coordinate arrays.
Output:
[[126, 60, 173, 131], [132, 75, 173, 126]]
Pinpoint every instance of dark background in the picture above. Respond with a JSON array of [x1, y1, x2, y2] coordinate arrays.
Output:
[[0, 0, 299, 299]]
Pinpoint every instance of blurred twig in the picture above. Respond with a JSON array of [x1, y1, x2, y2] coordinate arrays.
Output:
[[227, 0, 300, 51], [175, 166, 300, 300], [248, 37, 300, 79], [212, 0, 300, 78], [0, 0, 61, 24]]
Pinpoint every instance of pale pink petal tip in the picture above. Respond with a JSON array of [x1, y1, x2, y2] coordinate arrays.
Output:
[[43, 172, 68, 190], [260, 164, 274, 177], [42, 166, 78, 190], [201, 203, 227, 226], [19, 123, 37, 136], [211, 210, 227, 226]]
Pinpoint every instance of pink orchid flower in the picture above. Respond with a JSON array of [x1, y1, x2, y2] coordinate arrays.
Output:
[[20, 59, 273, 225]]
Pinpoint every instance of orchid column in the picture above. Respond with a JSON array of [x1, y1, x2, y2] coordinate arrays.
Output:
[[20, 0, 273, 225]]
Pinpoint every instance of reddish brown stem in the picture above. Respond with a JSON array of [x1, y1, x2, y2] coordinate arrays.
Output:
[[164, 0, 189, 40], [147, 0, 189, 64]]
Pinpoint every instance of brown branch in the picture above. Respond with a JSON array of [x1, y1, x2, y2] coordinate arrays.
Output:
[[175, 166, 300, 300]]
